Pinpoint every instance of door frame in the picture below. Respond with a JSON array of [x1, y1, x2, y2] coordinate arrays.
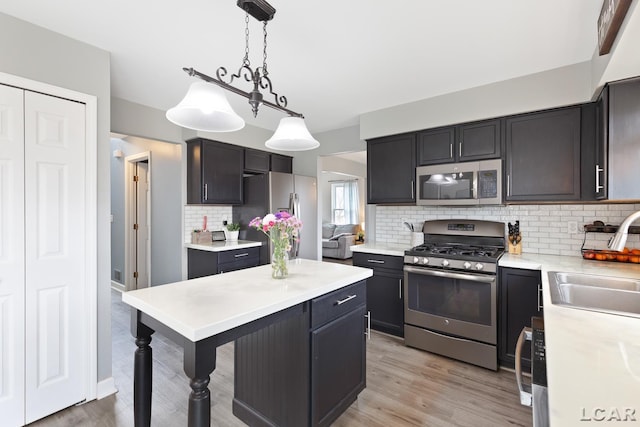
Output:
[[124, 152, 152, 291], [0, 71, 98, 401]]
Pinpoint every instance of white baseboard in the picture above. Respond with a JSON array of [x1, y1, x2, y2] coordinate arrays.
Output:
[[111, 280, 125, 292], [96, 377, 117, 399]]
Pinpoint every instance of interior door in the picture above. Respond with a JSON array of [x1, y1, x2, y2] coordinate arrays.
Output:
[[135, 161, 150, 288], [24, 91, 86, 423], [0, 84, 26, 427]]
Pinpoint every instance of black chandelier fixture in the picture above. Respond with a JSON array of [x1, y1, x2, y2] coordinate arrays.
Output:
[[166, 0, 319, 151]]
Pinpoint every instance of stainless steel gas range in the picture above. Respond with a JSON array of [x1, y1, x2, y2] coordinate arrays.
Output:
[[403, 219, 505, 370]]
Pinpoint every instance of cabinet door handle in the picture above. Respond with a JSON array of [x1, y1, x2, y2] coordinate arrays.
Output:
[[234, 253, 249, 258], [204, 183, 208, 201], [507, 175, 510, 197], [450, 143, 453, 159], [399, 279, 402, 299], [364, 310, 371, 341], [595, 164, 604, 192], [367, 259, 385, 264], [336, 294, 357, 305], [411, 180, 414, 199], [459, 141, 463, 157], [537, 283, 543, 312]]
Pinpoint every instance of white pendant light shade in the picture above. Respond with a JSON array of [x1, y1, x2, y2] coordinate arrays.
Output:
[[166, 81, 245, 132], [265, 117, 319, 151]]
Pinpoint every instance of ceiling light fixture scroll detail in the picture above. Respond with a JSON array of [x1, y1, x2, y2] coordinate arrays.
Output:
[[166, 0, 319, 151]]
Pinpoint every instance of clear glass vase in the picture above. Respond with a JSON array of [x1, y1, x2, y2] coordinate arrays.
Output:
[[271, 248, 289, 279]]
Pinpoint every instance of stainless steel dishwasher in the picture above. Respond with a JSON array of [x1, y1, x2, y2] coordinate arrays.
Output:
[[516, 316, 548, 427]]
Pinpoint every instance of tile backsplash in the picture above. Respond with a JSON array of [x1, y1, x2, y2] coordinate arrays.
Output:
[[184, 205, 232, 242], [375, 203, 640, 256]]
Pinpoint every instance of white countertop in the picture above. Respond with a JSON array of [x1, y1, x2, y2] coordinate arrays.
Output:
[[350, 242, 408, 257], [122, 259, 372, 342], [184, 240, 262, 252], [500, 253, 640, 426]]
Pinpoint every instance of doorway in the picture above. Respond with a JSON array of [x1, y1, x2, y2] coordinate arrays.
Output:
[[125, 152, 151, 290]]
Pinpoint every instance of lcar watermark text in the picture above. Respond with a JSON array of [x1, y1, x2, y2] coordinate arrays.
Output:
[[580, 407, 637, 422]]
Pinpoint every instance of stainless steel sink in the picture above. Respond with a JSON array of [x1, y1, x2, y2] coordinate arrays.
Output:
[[548, 271, 640, 318]]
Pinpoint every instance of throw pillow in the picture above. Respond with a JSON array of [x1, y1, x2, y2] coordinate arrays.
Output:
[[322, 223, 337, 239], [329, 232, 352, 241]]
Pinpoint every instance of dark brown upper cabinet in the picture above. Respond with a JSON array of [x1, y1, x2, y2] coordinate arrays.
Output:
[[186, 138, 244, 205], [504, 107, 581, 202], [244, 148, 270, 173], [367, 133, 416, 204], [270, 153, 293, 173], [417, 119, 501, 166], [601, 77, 640, 200]]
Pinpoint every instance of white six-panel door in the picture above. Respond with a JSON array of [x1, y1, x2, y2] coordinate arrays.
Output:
[[0, 84, 87, 426], [0, 83, 26, 427], [23, 91, 86, 424]]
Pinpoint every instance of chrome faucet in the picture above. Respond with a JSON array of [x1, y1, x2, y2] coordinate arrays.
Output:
[[608, 210, 640, 251]]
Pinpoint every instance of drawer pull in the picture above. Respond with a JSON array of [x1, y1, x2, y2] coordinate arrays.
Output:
[[367, 259, 385, 264], [234, 253, 249, 258], [336, 294, 357, 306]]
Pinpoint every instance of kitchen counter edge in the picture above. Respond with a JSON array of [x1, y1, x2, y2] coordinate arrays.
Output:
[[350, 242, 408, 257], [185, 240, 262, 252]]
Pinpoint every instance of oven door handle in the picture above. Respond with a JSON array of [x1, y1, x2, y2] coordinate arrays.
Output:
[[404, 265, 496, 283]]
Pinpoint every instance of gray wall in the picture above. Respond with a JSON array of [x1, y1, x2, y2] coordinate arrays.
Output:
[[360, 62, 593, 139], [0, 12, 112, 382], [110, 136, 183, 286]]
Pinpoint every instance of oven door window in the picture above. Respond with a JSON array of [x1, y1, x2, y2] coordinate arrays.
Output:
[[407, 272, 493, 325], [419, 172, 474, 201]]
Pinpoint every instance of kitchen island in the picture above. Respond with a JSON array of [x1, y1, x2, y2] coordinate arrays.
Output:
[[122, 259, 372, 427]]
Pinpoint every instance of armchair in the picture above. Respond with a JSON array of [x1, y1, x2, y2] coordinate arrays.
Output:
[[321, 223, 359, 259]]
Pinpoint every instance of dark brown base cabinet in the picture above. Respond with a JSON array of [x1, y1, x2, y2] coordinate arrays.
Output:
[[353, 253, 404, 337], [498, 267, 543, 370], [187, 247, 260, 279], [233, 281, 367, 427]]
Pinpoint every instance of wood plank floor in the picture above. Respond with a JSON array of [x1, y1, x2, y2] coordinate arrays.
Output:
[[31, 289, 532, 426]]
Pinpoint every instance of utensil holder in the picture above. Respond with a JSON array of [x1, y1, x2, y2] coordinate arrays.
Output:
[[410, 232, 424, 247], [508, 241, 522, 254]]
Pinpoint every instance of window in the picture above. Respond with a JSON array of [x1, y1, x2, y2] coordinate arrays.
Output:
[[331, 180, 359, 225]]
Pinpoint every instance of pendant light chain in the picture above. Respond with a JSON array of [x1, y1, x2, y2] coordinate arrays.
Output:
[[262, 21, 269, 76], [242, 11, 251, 68]]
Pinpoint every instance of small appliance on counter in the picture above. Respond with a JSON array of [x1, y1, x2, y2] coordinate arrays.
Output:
[[515, 316, 548, 427]]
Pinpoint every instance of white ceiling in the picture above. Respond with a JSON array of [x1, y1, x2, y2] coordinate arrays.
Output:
[[0, 0, 604, 134]]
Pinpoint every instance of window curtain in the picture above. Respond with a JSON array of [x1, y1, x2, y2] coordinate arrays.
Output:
[[331, 180, 359, 224]]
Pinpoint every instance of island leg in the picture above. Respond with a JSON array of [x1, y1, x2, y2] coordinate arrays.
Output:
[[184, 338, 218, 427], [131, 310, 155, 427]]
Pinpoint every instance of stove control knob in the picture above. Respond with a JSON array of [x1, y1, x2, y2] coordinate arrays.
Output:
[[413, 257, 419, 264], [463, 261, 472, 269], [475, 263, 484, 271], [421, 257, 429, 265], [441, 259, 449, 267]]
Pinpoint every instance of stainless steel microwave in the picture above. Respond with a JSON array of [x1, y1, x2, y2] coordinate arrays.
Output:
[[416, 159, 502, 206]]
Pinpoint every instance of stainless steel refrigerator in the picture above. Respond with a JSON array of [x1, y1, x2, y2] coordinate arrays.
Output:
[[233, 172, 318, 264]]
